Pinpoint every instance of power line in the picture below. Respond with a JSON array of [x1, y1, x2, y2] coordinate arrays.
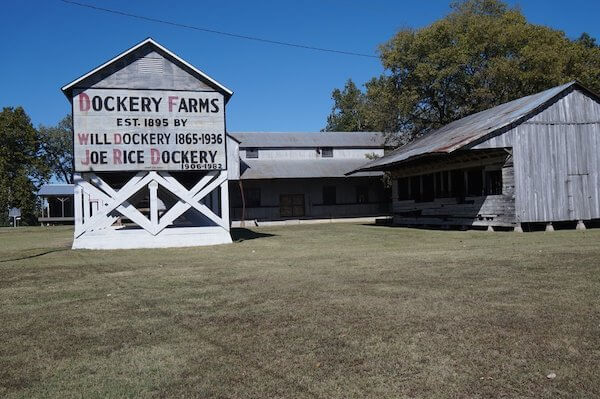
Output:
[[59, 0, 379, 59]]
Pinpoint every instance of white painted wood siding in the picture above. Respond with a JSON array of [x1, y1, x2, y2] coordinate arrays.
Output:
[[241, 148, 384, 160]]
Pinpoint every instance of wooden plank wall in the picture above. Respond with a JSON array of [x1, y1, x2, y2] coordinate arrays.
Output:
[[473, 89, 600, 223], [80, 48, 214, 91]]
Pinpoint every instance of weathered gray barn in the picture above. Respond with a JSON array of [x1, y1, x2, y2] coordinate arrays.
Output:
[[354, 82, 600, 230], [226, 132, 390, 224]]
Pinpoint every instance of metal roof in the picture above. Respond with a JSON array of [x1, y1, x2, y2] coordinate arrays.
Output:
[[38, 184, 74, 196], [61, 38, 233, 101], [354, 81, 592, 172], [229, 132, 386, 148], [239, 159, 382, 180]]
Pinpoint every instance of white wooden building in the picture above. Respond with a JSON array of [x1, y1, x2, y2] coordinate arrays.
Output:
[[353, 82, 600, 231], [61, 38, 234, 249], [225, 132, 389, 223]]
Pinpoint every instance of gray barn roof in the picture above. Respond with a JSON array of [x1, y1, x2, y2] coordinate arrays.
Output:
[[38, 184, 74, 196], [354, 81, 594, 172], [240, 159, 381, 180], [229, 132, 386, 148]]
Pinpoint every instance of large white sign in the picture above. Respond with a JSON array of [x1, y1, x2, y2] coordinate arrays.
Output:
[[73, 88, 226, 172]]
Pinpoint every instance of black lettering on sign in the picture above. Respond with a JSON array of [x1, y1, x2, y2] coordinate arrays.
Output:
[[141, 97, 151, 112], [199, 98, 209, 112], [178, 99, 189, 112], [104, 96, 115, 111], [188, 98, 198, 112], [211, 98, 220, 113], [92, 96, 102, 111]]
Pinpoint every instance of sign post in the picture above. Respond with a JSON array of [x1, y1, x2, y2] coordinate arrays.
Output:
[[9, 208, 21, 227], [63, 39, 233, 249]]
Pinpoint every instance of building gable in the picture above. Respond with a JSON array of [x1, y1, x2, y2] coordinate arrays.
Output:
[[527, 88, 600, 124], [81, 49, 215, 92], [471, 87, 600, 150], [62, 38, 232, 101]]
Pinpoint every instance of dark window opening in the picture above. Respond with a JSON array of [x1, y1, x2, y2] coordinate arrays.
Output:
[[47, 197, 74, 217], [435, 171, 451, 198], [398, 177, 410, 200], [395, 167, 500, 201], [321, 147, 333, 158], [422, 174, 434, 202], [323, 186, 336, 205], [356, 186, 369, 203], [466, 168, 484, 196], [243, 188, 261, 207], [410, 176, 421, 202], [246, 148, 258, 158], [485, 170, 503, 195], [450, 169, 465, 198]]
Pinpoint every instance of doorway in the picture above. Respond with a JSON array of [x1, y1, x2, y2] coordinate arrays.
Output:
[[280, 194, 305, 218]]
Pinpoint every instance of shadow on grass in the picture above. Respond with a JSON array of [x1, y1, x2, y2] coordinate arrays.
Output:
[[231, 228, 276, 242], [0, 247, 71, 263]]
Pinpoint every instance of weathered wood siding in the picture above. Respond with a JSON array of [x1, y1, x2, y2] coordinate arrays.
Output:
[[391, 155, 516, 227], [392, 196, 514, 227], [472, 89, 600, 222], [226, 136, 240, 180], [78, 48, 215, 91]]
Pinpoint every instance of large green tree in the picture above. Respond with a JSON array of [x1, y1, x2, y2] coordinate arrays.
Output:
[[325, 0, 600, 144], [0, 107, 48, 225], [39, 115, 73, 184]]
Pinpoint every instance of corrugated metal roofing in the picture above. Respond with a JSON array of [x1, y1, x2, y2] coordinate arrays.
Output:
[[38, 184, 74, 196], [240, 159, 382, 180], [354, 81, 586, 172], [229, 132, 386, 148]]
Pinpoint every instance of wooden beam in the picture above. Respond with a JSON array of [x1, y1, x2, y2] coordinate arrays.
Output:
[[390, 151, 508, 179], [220, 171, 230, 232], [149, 181, 159, 228]]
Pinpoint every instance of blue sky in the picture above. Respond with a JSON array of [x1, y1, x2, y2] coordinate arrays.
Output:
[[1, 0, 599, 132]]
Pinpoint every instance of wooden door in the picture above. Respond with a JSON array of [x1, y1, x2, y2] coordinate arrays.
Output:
[[280, 194, 305, 218], [566, 129, 592, 220], [567, 175, 592, 220]]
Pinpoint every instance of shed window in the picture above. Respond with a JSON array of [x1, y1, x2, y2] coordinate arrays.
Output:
[[356, 186, 369, 203], [450, 169, 465, 197], [435, 171, 450, 198], [410, 176, 421, 202], [321, 147, 333, 158], [466, 168, 484, 196], [397, 178, 410, 200], [422, 174, 435, 202], [485, 170, 503, 195], [243, 188, 261, 207], [246, 148, 258, 159], [323, 186, 336, 205]]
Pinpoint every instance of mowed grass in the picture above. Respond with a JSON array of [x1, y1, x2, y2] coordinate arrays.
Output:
[[0, 224, 599, 398]]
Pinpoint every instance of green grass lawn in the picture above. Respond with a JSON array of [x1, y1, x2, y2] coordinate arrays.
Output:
[[0, 224, 599, 398]]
